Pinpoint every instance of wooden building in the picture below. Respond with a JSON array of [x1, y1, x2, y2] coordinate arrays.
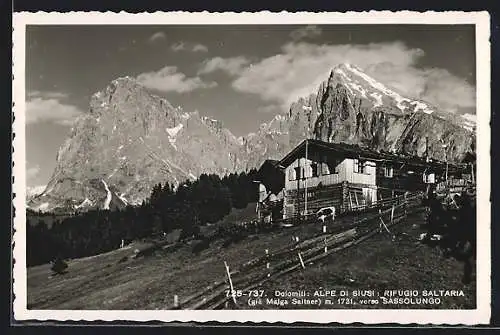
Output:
[[278, 139, 467, 219], [255, 159, 285, 222]]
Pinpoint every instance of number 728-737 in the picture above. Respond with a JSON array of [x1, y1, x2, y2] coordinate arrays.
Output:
[[225, 290, 264, 297]]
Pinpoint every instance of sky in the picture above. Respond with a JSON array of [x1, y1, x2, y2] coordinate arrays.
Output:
[[25, 24, 476, 188]]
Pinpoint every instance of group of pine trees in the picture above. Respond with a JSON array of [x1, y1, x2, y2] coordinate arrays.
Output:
[[26, 170, 258, 267]]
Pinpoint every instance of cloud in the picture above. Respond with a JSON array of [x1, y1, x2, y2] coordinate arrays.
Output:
[[257, 104, 282, 114], [171, 42, 186, 52], [192, 44, 209, 52], [26, 165, 40, 179], [171, 41, 208, 52], [26, 92, 84, 126], [231, 41, 475, 114], [198, 56, 251, 76], [136, 66, 217, 93], [290, 25, 322, 41], [364, 62, 476, 113], [28, 91, 68, 99], [148, 31, 166, 43]]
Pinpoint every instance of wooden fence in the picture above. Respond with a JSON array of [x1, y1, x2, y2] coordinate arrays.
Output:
[[274, 191, 420, 227], [169, 191, 425, 310]]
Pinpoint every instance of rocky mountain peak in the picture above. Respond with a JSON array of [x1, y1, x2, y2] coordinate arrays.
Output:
[[29, 65, 476, 213], [29, 77, 247, 213]]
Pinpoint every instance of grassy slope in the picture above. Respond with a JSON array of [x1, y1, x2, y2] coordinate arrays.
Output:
[[200, 202, 258, 236], [256, 211, 476, 309], [27, 208, 475, 310]]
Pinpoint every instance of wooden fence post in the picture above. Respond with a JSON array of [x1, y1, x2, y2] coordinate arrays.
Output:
[[265, 249, 270, 277], [173, 295, 179, 308], [342, 181, 349, 213], [390, 205, 395, 224], [378, 212, 393, 238], [224, 261, 237, 304], [378, 209, 383, 231], [404, 192, 408, 216], [298, 252, 305, 269]]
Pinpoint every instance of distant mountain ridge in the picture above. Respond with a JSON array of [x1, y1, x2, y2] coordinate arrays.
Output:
[[28, 64, 475, 213]]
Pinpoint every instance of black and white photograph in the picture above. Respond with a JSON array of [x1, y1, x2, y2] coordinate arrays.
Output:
[[12, 11, 491, 324]]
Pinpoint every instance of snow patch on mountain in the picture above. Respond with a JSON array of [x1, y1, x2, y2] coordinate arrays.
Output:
[[394, 96, 410, 111], [169, 138, 178, 150], [26, 185, 46, 199], [343, 63, 410, 113], [166, 123, 184, 150], [101, 179, 112, 210], [75, 198, 93, 210], [370, 92, 383, 107], [166, 123, 184, 137], [348, 82, 367, 98], [108, 166, 120, 179], [345, 63, 389, 92], [411, 101, 434, 114], [461, 113, 476, 123], [117, 193, 128, 205], [461, 113, 476, 132], [35, 202, 50, 212]]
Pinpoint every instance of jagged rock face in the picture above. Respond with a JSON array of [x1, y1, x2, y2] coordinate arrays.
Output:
[[243, 64, 474, 172], [28, 64, 475, 213], [29, 77, 244, 213], [311, 64, 474, 161]]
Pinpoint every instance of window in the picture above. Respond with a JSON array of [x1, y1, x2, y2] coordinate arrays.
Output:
[[384, 166, 393, 178], [304, 164, 312, 179], [294, 166, 302, 180], [423, 173, 435, 183], [322, 159, 339, 175], [311, 163, 319, 177], [334, 161, 340, 174], [320, 162, 329, 175], [354, 159, 366, 174], [288, 169, 295, 181]]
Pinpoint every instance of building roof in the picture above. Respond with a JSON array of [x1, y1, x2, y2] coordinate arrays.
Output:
[[264, 159, 280, 166], [278, 139, 469, 173], [257, 159, 282, 172]]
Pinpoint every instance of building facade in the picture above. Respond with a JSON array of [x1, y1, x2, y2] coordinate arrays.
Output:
[[283, 155, 378, 218], [278, 139, 462, 219]]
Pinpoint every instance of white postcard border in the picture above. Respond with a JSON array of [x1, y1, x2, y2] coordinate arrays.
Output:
[[12, 10, 491, 325]]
